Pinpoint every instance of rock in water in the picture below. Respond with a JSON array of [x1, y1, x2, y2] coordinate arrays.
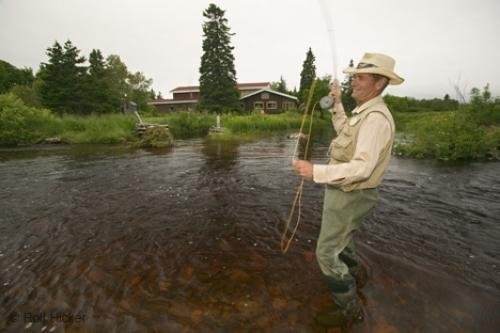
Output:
[[137, 126, 174, 148]]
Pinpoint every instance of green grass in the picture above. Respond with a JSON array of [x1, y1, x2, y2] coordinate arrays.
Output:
[[58, 114, 136, 144], [223, 112, 303, 132], [144, 111, 332, 140]]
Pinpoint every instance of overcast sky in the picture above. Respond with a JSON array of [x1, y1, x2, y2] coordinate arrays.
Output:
[[1, 0, 499, 100]]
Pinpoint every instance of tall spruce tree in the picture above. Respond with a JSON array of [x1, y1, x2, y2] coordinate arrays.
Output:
[[84, 49, 116, 113], [299, 47, 316, 103], [37, 41, 64, 112], [341, 59, 356, 114], [199, 3, 240, 113], [38, 40, 86, 114]]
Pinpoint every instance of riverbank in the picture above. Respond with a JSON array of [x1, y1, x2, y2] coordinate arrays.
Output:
[[0, 93, 332, 145], [142, 111, 331, 140], [1, 93, 499, 160]]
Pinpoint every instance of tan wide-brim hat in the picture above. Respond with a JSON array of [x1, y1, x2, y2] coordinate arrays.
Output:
[[343, 52, 404, 85]]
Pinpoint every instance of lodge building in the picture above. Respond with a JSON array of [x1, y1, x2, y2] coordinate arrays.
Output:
[[150, 82, 298, 114]]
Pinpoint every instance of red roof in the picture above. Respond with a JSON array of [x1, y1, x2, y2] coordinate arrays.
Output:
[[237, 82, 271, 89], [171, 82, 270, 93]]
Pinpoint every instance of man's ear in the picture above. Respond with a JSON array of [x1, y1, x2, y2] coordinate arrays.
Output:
[[375, 77, 389, 91]]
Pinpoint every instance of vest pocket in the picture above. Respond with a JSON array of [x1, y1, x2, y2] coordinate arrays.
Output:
[[331, 133, 352, 162]]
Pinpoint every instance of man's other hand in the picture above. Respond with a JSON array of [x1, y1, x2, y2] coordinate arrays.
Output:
[[292, 159, 313, 180]]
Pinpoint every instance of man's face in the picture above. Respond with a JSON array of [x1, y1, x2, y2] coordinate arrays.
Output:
[[351, 73, 382, 105]]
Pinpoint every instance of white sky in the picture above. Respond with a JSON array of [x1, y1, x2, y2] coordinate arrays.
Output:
[[1, 0, 499, 99]]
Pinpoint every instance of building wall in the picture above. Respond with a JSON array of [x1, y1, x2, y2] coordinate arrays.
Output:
[[154, 102, 197, 113], [173, 92, 200, 100], [241, 92, 297, 114], [153, 86, 294, 114]]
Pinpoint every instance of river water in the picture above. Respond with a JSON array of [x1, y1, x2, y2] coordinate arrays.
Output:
[[0, 137, 499, 332]]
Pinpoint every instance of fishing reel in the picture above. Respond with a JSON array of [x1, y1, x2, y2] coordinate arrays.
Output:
[[320, 77, 341, 111], [319, 95, 334, 110]]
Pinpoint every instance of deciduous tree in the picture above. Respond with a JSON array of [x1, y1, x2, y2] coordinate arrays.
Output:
[[0, 60, 34, 93]]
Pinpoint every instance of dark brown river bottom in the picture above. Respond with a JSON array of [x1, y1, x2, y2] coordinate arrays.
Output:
[[1, 138, 499, 332]]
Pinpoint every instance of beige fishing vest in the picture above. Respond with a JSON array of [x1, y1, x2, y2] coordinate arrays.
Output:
[[328, 96, 395, 192]]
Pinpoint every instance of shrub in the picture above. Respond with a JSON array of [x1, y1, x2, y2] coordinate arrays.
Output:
[[9, 84, 42, 108], [485, 127, 500, 159], [395, 111, 488, 160], [0, 93, 58, 146], [466, 84, 500, 126], [146, 112, 215, 139]]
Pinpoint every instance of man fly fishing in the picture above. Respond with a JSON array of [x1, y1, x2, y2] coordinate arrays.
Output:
[[292, 52, 404, 328]]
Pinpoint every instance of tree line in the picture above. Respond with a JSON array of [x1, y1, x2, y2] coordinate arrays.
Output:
[[271, 48, 460, 114], [1, 40, 155, 115]]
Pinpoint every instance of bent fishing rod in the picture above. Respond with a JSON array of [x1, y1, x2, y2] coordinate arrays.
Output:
[[281, 0, 340, 253]]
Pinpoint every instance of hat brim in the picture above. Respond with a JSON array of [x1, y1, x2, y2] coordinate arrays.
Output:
[[343, 67, 404, 85]]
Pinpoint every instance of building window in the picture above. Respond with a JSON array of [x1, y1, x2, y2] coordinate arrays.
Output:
[[261, 92, 270, 100], [254, 101, 264, 109], [267, 101, 278, 109]]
